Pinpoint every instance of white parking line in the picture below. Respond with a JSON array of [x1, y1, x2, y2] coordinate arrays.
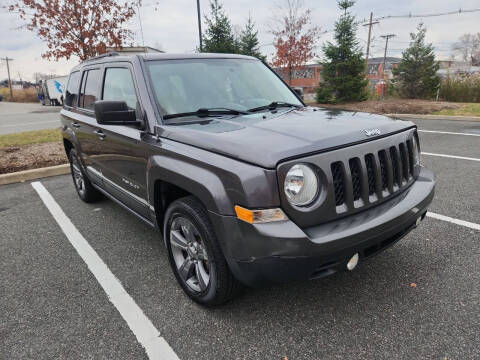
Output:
[[418, 129, 480, 137], [422, 152, 480, 162], [427, 212, 480, 231], [31, 182, 179, 360]]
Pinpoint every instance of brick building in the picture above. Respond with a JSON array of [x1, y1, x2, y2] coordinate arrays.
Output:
[[274, 64, 322, 94]]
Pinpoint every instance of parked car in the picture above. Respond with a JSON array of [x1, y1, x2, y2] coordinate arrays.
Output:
[[61, 53, 435, 306]]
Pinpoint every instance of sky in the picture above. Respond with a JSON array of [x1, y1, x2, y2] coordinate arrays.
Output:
[[1, 0, 479, 81]]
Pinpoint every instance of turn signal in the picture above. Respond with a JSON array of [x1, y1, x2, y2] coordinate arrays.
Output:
[[234, 205, 288, 224]]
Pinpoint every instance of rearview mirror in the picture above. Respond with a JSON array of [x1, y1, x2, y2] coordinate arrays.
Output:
[[94, 100, 141, 126]]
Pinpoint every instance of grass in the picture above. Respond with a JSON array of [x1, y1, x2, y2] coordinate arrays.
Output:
[[0, 128, 62, 148], [431, 103, 480, 117], [0, 87, 39, 103]]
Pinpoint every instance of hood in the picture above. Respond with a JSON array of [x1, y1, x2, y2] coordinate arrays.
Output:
[[157, 107, 415, 169]]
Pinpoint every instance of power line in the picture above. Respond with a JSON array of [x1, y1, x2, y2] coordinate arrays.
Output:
[[374, 7, 480, 21]]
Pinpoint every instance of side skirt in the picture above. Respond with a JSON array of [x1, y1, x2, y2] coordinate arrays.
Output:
[[92, 183, 156, 229]]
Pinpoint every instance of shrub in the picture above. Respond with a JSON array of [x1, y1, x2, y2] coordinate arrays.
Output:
[[439, 76, 480, 103], [0, 87, 39, 103]]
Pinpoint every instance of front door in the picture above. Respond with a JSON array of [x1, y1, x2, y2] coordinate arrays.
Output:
[[92, 65, 150, 219]]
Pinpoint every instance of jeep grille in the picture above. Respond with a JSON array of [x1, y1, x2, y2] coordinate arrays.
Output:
[[332, 139, 415, 209]]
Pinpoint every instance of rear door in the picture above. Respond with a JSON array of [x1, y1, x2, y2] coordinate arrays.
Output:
[[92, 63, 150, 219], [73, 67, 105, 186]]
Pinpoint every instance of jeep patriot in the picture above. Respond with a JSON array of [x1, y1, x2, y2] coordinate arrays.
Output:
[[61, 53, 435, 305]]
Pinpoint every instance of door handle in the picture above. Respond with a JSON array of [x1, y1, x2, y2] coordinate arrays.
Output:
[[93, 129, 106, 140], [72, 122, 80, 128]]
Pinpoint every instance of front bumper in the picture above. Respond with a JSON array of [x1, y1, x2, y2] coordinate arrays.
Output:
[[209, 167, 435, 287]]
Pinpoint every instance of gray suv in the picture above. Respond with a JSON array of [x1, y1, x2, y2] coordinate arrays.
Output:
[[61, 53, 435, 306]]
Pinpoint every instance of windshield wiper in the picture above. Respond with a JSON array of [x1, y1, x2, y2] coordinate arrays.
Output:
[[163, 107, 248, 120], [247, 101, 302, 113]]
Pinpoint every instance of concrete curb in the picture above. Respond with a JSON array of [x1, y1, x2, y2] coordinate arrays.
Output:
[[386, 114, 480, 122], [0, 164, 70, 186]]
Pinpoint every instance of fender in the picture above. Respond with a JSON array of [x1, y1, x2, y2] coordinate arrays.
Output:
[[147, 154, 232, 217]]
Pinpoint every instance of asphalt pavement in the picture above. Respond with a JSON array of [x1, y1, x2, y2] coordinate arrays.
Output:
[[0, 118, 479, 359], [0, 102, 61, 135]]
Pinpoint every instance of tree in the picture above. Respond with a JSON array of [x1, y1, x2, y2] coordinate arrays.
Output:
[[270, 0, 320, 85], [202, 0, 237, 53], [238, 14, 265, 60], [392, 23, 440, 99], [9, 0, 140, 61], [452, 33, 480, 66], [317, 0, 367, 104]]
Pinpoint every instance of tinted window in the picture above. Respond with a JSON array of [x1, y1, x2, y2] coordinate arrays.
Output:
[[65, 71, 80, 107], [103, 68, 137, 109], [79, 69, 101, 110]]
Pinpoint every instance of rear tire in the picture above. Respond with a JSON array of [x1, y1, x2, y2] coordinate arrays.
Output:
[[68, 149, 101, 203], [164, 196, 242, 306]]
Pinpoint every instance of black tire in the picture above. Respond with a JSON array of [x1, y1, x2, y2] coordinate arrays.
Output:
[[164, 196, 242, 306], [68, 149, 101, 203]]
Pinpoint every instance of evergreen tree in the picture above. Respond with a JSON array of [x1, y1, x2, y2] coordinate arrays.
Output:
[[317, 1, 368, 103], [392, 23, 440, 99], [238, 15, 266, 60], [202, 0, 237, 53]]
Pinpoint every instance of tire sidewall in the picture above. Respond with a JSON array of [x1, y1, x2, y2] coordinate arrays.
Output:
[[69, 149, 88, 201], [164, 202, 219, 304]]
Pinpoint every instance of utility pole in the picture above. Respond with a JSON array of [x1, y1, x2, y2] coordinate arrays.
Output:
[[380, 34, 395, 97], [196, 0, 203, 52], [1, 57, 14, 98], [362, 12, 379, 74]]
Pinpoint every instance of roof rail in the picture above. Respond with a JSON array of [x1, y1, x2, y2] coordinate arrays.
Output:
[[83, 52, 119, 63]]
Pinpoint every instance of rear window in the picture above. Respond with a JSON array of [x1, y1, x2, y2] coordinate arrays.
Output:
[[65, 71, 80, 107], [79, 69, 101, 110]]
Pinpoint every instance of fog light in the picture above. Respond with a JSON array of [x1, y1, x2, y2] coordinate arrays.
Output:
[[347, 253, 359, 271]]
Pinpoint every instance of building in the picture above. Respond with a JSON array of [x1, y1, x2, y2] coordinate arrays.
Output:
[[366, 57, 401, 87], [274, 63, 322, 95], [437, 60, 480, 78]]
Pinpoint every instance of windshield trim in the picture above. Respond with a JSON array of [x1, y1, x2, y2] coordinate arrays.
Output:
[[144, 58, 305, 125]]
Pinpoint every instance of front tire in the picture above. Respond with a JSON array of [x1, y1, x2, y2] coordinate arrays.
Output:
[[164, 196, 241, 306], [68, 149, 101, 203]]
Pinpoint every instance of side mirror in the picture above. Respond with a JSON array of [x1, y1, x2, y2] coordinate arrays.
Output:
[[94, 100, 141, 126], [293, 87, 304, 100]]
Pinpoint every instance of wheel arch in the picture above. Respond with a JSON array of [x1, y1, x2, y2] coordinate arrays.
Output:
[[148, 156, 233, 228]]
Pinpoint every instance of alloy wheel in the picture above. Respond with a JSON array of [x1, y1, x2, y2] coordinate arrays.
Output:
[[169, 216, 211, 293], [71, 155, 86, 197]]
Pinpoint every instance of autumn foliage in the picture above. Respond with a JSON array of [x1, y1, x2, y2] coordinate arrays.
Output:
[[9, 0, 140, 61], [270, 0, 320, 84]]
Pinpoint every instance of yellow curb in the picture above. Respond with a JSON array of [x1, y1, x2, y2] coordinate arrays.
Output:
[[0, 164, 70, 186]]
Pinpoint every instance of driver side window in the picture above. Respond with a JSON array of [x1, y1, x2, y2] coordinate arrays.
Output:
[[102, 68, 138, 109]]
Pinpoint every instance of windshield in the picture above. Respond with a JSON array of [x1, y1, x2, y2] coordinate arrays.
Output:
[[147, 58, 302, 116]]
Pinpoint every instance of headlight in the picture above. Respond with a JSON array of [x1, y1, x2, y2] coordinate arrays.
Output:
[[284, 164, 319, 206], [412, 135, 420, 166]]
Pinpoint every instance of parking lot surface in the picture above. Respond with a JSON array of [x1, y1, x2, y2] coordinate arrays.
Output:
[[1, 118, 479, 359], [0, 102, 61, 135]]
